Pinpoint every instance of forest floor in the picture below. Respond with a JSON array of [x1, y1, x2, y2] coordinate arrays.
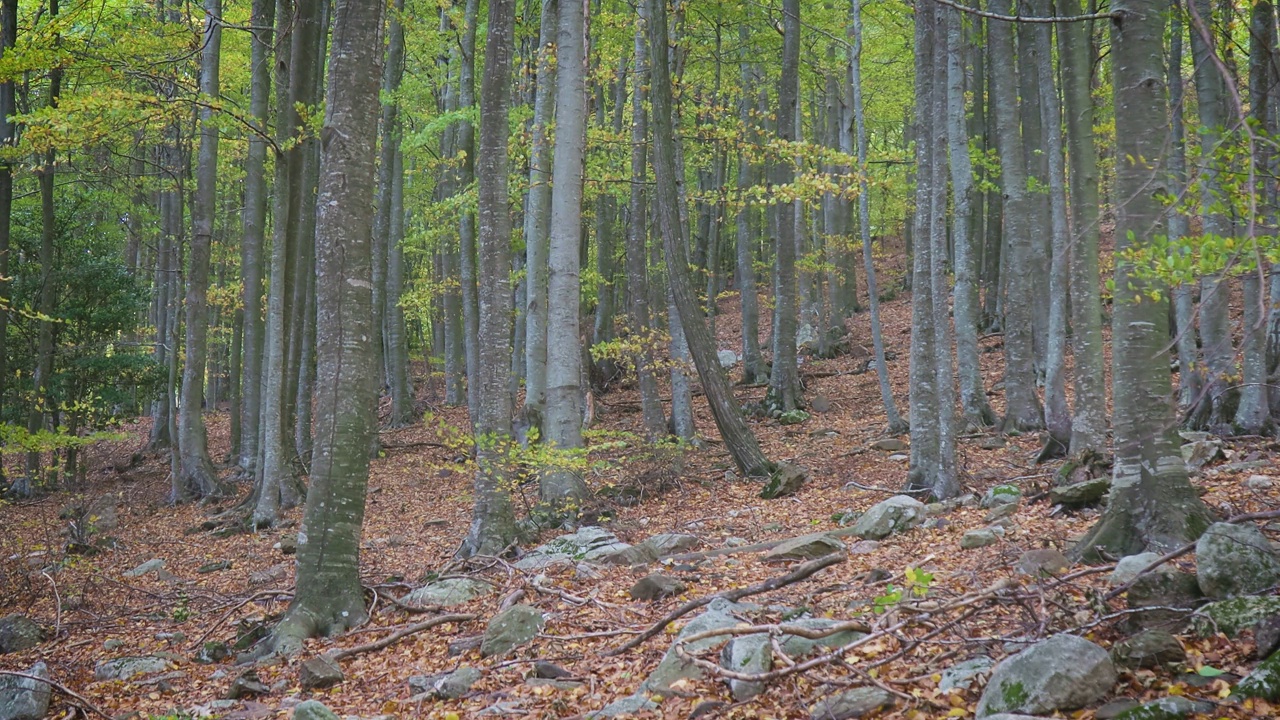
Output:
[[2, 264, 1279, 720]]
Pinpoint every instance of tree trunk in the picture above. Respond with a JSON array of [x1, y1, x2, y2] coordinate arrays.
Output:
[[647, 0, 776, 480], [270, 0, 384, 654], [0, 0, 15, 485], [1076, 0, 1214, 560], [458, 0, 481, 423], [386, 146, 414, 426], [1016, 11, 1051, 375], [541, 0, 590, 508], [523, 0, 557, 427], [766, 0, 804, 414], [988, 0, 1043, 432], [176, 0, 227, 501]]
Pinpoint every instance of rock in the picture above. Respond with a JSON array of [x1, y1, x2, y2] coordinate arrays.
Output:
[[588, 693, 659, 718], [533, 661, 573, 679], [525, 677, 582, 691], [448, 635, 483, 656], [962, 529, 1000, 549], [976, 634, 1117, 717], [515, 527, 633, 569], [299, 655, 344, 689], [292, 700, 341, 720], [197, 560, 232, 574], [0, 616, 42, 655], [1181, 438, 1223, 470], [249, 564, 289, 586], [226, 670, 270, 699], [778, 618, 865, 657], [1015, 549, 1070, 577], [94, 655, 170, 681], [278, 534, 298, 555], [1235, 649, 1280, 700], [983, 485, 1022, 508], [1245, 475, 1274, 490], [978, 436, 1007, 450], [720, 634, 771, 700], [1049, 477, 1110, 506], [939, 656, 994, 692], [778, 409, 811, 426], [985, 503, 1020, 522], [186, 700, 240, 719], [0, 662, 51, 720], [689, 700, 729, 719], [193, 641, 229, 664], [808, 687, 896, 719], [1113, 697, 1203, 720], [848, 540, 880, 554], [1195, 522, 1280, 598], [1128, 569, 1202, 631], [103, 639, 125, 651], [760, 464, 807, 499], [481, 604, 543, 657], [408, 666, 482, 699], [870, 438, 907, 452], [630, 574, 686, 601], [765, 533, 845, 561], [850, 495, 925, 540], [810, 395, 832, 413], [796, 323, 819, 352], [123, 558, 165, 577], [1110, 630, 1186, 669], [642, 598, 746, 694], [717, 349, 739, 368], [641, 533, 700, 556], [888, 453, 909, 462], [1109, 553, 1162, 586], [1255, 614, 1280, 659], [403, 577, 496, 607], [1095, 699, 1141, 720], [1192, 596, 1280, 637]]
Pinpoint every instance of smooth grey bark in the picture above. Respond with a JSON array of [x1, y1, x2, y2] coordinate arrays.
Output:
[[988, 0, 1043, 432], [766, 0, 804, 414], [647, 0, 776, 479], [592, 67, 626, 383], [269, 0, 384, 654], [1058, 0, 1107, 456], [1167, 7, 1200, 416], [625, 13, 667, 439], [523, 0, 556, 426], [1033, 0, 1072, 459], [1016, 11, 1051, 374], [1076, 0, 1214, 560], [238, 0, 273, 473], [541, 0, 590, 508], [458, 0, 481, 423], [440, 52, 466, 407], [735, 73, 765, 384], [1188, 0, 1236, 429], [461, 0, 519, 557], [1235, 0, 1273, 433], [944, 3, 995, 430], [851, 0, 906, 434], [176, 0, 227, 501], [0, 0, 15, 484], [371, 0, 406, 419], [386, 148, 414, 426]]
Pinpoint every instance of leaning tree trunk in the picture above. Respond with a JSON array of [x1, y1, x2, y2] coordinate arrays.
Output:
[[1075, 0, 1214, 561], [461, 0, 520, 557], [988, 0, 1043, 432], [1058, 0, 1107, 456], [541, 0, 591, 509], [176, 0, 227, 502], [269, 0, 384, 654], [646, 0, 779, 481], [767, 0, 804, 414]]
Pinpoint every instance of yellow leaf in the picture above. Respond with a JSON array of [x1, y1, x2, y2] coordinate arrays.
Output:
[[1167, 684, 1185, 696], [947, 708, 967, 717]]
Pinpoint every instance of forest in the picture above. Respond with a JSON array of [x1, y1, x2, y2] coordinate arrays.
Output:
[[1, 0, 1280, 717]]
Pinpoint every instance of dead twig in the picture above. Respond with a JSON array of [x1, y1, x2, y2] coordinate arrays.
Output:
[[329, 613, 479, 661], [605, 553, 845, 656]]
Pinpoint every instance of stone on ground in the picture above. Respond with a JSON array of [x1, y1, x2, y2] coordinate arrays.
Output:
[[640, 533, 700, 556], [1255, 613, 1280, 659], [481, 604, 543, 657], [588, 693, 659, 718], [0, 662, 50, 720], [1110, 630, 1186, 669], [765, 533, 845, 561], [630, 573, 686, 601], [976, 634, 1117, 717], [720, 634, 771, 700], [760, 464, 807, 499], [1195, 522, 1280, 598], [778, 618, 865, 657], [850, 496, 925, 540], [1128, 569, 1202, 631], [1109, 553, 1161, 586], [982, 485, 1022, 508], [1192, 596, 1280, 637], [717, 349, 739, 368], [641, 598, 746, 694], [808, 687, 896, 719], [939, 656, 994, 692], [299, 655, 344, 689], [870, 438, 907, 452], [1112, 696, 1203, 720], [1015, 549, 1070, 577], [408, 666, 482, 699], [0, 616, 42, 655], [292, 700, 340, 720], [403, 577, 495, 607], [1234, 650, 1280, 701], [513, 526, 634, 569], [1049, 477, 1110, 506], [94, 655, 170, 681], [962, 529, 1001, 549], [123, 558, 165, 578]]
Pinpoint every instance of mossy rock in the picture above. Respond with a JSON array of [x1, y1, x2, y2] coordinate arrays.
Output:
[[778, 409, 811, 426], [1193, 596, 1280, 638], [1234, 650, 1280, 701]]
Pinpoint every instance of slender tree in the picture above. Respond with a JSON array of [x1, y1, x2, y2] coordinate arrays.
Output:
[[523, 0, 557, 429]]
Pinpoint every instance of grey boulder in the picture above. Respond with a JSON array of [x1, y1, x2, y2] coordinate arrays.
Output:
[[764, 533, 845, 561], [292, 700, 340, 720], [408, 666, 482, 700], [94, 655, 171, 681], [1108, 553, 1161, 586], [481, 604, 543, 657], [976, 634, 1117, 717], [0, 662, 50, 720], [1195, 522, 1280, 598], [809, 687, 896, 719], [850, 496, 925, 540], [1110, 630, 1186, 669], [0, 616, 42, 655], [402, 577, 496, 607], [940, 656, 994, 692], [720, 634, 771, 700]]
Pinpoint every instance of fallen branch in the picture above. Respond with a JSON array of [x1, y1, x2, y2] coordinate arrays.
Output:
[[329, 613, 478, 661], [0, 671, 113, 720], [605, 553, 844, 656], [1103, 509, 1280, 602]]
